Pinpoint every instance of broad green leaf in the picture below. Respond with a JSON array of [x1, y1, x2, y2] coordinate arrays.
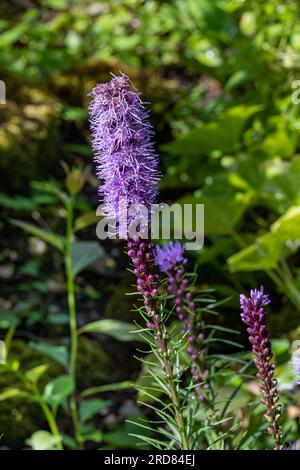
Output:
[[228, 232, 283, 272], [47, 313, 69, 325], [271, 339, 290, 358], [25, 364, 49, 384], [78, 319, 141, 342], [225, 70, 250, 91], [62, 144, 91, 157], [259, 119, 297, 159], [26, 430, 62, 450], [177, 192, 253, 235], [271, 206, 300, 241], [10, 219, 64, 252], [30, 180, 68, 206], [0, 194, 37, 211], [74, 212, 102, 232], [261, 157, 300, 212], [44, 375, 74, 406], [29, 342, 69, 366], [71, 241, 104, 275], [63, 106, 87, 121], [81, 429, 103, 443], [162, 105, 262, 157], [79, 398, 112, 422], [0, 310, 19, 329], [0, 388, 28, 401], [40, 0, 66, 10]]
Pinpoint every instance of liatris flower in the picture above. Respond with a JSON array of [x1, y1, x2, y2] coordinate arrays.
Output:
[[155, 242, 187, 272], [89, 74, 160, 235], [89, 77, 189, 449], [283, 442, 298, 450], [240, 286, 283, 449], [155, 241, 209, 401], [292, 354, 300, 385]]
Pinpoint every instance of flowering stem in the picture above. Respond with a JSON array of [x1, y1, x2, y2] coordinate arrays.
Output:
[[65, 194, 83, 449], [128, 239, 189, 450], [240, 287, 283, 449], [255, 340, 282, 449], [152, 315, 189, 450], [169, 270, 208, 402], [154, 242, 209, 402]]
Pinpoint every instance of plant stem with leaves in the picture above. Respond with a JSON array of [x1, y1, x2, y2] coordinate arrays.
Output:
[[65, 193, 83, 449], [128, 238, 189, 449]]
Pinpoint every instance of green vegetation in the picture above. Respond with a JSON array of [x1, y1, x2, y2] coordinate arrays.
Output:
[[1, 0, 300, 450]]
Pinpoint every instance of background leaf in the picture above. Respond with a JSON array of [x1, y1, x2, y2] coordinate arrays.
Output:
[[78, 319, 142, 342]]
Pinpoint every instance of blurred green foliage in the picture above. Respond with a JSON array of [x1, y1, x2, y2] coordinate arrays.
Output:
[[1, 0, 300, 450]]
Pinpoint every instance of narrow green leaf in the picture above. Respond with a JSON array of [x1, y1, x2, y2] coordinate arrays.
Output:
[[10, 219, 64, 252], [44, 375, 74, 406], [78, 319, 142, 342], [29, 342, 69, 366]]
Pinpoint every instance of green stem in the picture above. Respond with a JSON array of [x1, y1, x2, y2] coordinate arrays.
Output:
[[36, 394, 64, 450], [11, 369, 63, 450], [65, 194, 83, 449], [66, 196, 77, 379], [154, 319, 189, 449], [4, 324, 16, 356]]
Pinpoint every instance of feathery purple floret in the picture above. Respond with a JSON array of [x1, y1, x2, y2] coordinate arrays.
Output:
[[89, 75, 160, 230], [240, 286, 283, 450], [154, 241, 186, 272]]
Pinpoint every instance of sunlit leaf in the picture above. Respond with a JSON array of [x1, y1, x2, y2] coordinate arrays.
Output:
[[26, 430, 62, 450], [44, 375, 74, 406], [78, 319, 142, 342]]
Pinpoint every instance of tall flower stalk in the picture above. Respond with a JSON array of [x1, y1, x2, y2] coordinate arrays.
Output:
[[155, 242, 209, 401], [240, 286, 283, 449], [89, 75, 189, 449]]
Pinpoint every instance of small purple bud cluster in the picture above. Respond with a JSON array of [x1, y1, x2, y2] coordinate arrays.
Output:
[[283, 442, 298, 450], [155, 242, 209, 401], [127, 238, 169, 355], [240, 286, 283, 450], [127, 238, 159, 318]]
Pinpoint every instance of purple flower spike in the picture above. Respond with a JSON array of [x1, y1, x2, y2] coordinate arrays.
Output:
[[240, 286, 283, 450], [155, 242, 209, 402], [154, 241, 186, 272], [89, 74, 161, 235]]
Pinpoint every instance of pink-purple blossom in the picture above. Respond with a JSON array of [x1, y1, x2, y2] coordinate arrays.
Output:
[[154, 241, 186, 273], [89, 75, 160, 235], [155, 241, 209, 401], [240, 286, 283, 449]]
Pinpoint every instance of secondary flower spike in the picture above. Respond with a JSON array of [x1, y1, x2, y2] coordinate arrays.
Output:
[[155, 241, 209, 401], [89, 74, 161, 236], [240, 286, 283, 449]]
